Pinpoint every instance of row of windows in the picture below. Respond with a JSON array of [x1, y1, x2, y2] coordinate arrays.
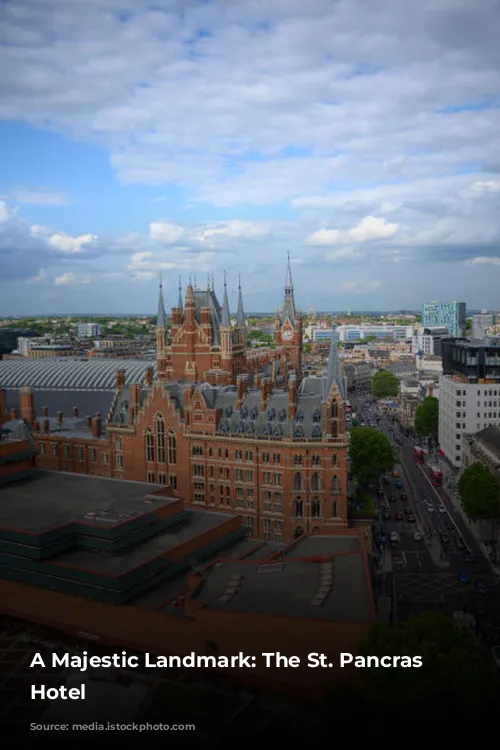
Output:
[[146, 472, 177, 488], [145, 417, 176, 464], [188, 445, 340, 466], [38, 442, 109, 464]]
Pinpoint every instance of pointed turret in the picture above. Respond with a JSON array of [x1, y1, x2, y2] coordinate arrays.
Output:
[[323, 329, 345, 401], [221, 271, 231, 327], [178, 275, 183, 310], [157, 278, 166, 328], [282, 251, 296, 323], [236, 275, 245, 327]]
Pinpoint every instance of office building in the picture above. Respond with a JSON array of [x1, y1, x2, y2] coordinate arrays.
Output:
[[472, 311, 494, 340], [423, 301, 466, 338], [76, 322, 101, 338]]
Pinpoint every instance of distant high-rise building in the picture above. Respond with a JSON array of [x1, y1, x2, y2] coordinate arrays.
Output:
[[76, 322, 101, 338], [422, 301, 466, 338], [472, 310, 494, 340]]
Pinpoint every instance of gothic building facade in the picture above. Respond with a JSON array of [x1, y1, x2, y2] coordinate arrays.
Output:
[[0, 259, 349, 543]]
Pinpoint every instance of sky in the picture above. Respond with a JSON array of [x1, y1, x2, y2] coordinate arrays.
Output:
[[1, 0, 500, 315]]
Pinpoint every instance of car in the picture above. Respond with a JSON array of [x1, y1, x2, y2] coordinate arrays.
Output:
[[456, 538, 466, 550], [413, 531, 423, 541], [376, 488, 384, 496], [465, 552, 475, 563], [395, 479, 403, 489], [383, 510, 391, 520], [408, 514, 416, 522], [438, 505, 446, 513], [459, 570, 470, 584], [390, 531, 400, 543], [390, 494, 397, 502], [392, 470, 400, 478], [395, 512, 403, 521], [426, 503, 435, 512], [400, 492, 408, 501], [404, 507, 411, 515], [382, 476, 389, 484], [440, 533, 450, 544]]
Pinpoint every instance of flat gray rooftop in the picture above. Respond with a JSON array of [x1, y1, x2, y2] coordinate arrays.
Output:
[[285, 535, 361, 558], [52, 509, 235, 574], [0, 471, 167, 533], [194, 553, 373, 623]]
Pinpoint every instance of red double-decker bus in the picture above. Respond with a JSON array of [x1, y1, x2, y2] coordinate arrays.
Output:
[[429, 465, 443, 486], [414, 447, 425, 464]]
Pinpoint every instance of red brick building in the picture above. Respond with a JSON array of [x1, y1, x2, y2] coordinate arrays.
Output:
[[0, 260, 349, 543]]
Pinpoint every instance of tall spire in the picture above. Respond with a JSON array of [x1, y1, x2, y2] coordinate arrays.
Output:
[[221, 270, 231, 327], [178, 275, 183, 310], [157, 275, 166, 328], [323, 329, 345, 401], [282, 251, 296, 322], [236, 274, 245, 327]]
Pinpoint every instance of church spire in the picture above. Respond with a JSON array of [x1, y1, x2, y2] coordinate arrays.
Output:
[[157, 275, 166, 328], [221, 270, 231, 327], [282, 251, 296, 322], [323, 329, 346, 401], [236, 274, 245, 327], [178, 275, 183, 310]]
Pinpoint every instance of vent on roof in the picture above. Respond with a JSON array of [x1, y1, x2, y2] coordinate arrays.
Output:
[[246, 421, 255, 434], [240, 405, 248, 418], [311, 424, 322, 438], [296, 408, 304, 422], [250, 406, 258, 419], [312, 408, 321, 422], [278, 407, 286, 422], [263, 422, 271, 435], [218, 420, 229, 433], [235, 421, 244, 433], [294, 425, 305, 438], [224, 405, 233, 418], [273, 424, 283, 436]]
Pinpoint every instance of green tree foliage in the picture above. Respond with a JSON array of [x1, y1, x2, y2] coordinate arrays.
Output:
[[349, 426, 395, 486], [371, 369, 399, 398], [334, 612, 500, 733], [414, 396, 439, 437], [459, 461, 500, 522], [303, 343, 312, 354]]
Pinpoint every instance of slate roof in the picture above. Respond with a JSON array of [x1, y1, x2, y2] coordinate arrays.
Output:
[[193, 289, 222, 345], [474, 426, 500, 459], [0, 357, 157, 389]]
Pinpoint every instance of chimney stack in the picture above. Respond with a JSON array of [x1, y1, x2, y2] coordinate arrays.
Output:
[[130, 383, 141, 422], [86, 414, 92, 428], [288, 373, 297, 420], [115, 369, 126, 390], [260, 377, 271, 412], [236, 374, 249, 409], [9, 408, 17, 420], [144, 366, 154, 386], [43, 418, 50, 433], [56, 411, 63, 425], [20, 387, 35, 424], [72, 406, 79, 418], [91, 413, 102, 439], [33, 420, 40, 433], [42, 405, 49, 417]]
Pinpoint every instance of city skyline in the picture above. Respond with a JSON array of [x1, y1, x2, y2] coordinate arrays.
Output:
[[1, 0, 500, 315]]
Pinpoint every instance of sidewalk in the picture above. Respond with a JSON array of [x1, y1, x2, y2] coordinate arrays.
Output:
[[439, 461, 500, 577]]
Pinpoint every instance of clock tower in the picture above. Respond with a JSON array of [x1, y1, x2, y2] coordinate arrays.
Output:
[[275, 253, 302, 375]]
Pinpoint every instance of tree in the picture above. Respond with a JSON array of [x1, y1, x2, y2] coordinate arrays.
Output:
[[414, 396, 439, 438], [371, 369, 399, 398], [349, 426, 396, 486], [459, 461, 500, 524], [349, 612, 500, 733]]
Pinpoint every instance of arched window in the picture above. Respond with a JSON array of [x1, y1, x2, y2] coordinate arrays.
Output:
[[311, 499, 321, 518], [332, 500, 338, 517], [332, 475, 340, 492], [167, 432, 176, 464], [294, 454, 303, 466], [332, 453, 338, 467], [311, 472, 321, 491], [331, 400, 338, 418], [156, 415, 165, 463], [332, 422, 338, 438], [145, 429, 154, 462], [294, 472, 302, 491], [293, 499, 303, 518]]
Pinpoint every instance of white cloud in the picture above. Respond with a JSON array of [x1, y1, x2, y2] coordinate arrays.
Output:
[[54, 272, 91, 286], [306, 216, 398, 246], [192, 220, 269, 241], [149, 221, 184, 244], [469, 257, 500, 266], [341, 279, 381, 292], [48, 232, 97, 254], [1, 186, 70, 205], [26, 269, 48, 284], [469, 180, 500, 194]]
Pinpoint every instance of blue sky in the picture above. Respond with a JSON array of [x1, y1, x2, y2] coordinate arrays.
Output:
[[1, 0, 500, 315]]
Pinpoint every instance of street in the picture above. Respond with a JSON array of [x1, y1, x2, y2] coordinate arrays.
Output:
[[354, 394, 500, 641]]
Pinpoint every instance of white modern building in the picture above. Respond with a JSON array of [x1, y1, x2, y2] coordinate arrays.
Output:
[[336, 325, 413, 342], [439, 376, 500, 468], [16, 336, 49, 356], [471, 311, 495, 340], [412, 327, 449, 356], [76, 322, 101, 338]]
